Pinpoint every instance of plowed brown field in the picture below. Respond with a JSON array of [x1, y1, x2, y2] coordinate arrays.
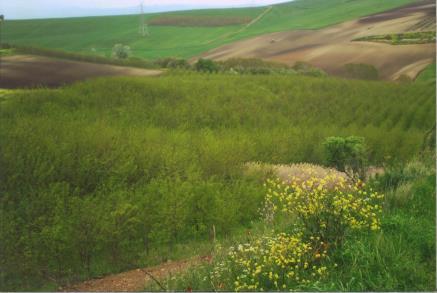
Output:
[[200, 0, 436, 80], [0, 55, 162, 89]]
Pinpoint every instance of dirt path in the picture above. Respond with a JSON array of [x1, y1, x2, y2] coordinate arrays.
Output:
[[0, 55, 162, 89], [200, 0, 436, 80], [61, 256, 211, 292], [240, 6, 273, 32], [204, 6, 273, 45]]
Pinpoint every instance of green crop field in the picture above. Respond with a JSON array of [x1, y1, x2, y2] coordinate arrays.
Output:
[[0, 72, 435, 290], [417, 62, 437, 82], [148, 15, 253, 27], [3, 0, 416, 59]]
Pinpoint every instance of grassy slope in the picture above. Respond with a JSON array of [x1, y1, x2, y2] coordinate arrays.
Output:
[[3, 0, 415, 59], [416, 62, 436, 82]]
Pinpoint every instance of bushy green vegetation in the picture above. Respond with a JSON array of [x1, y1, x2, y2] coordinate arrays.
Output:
[[323, 136, 367, 179], [3, 0, 415, 59], [0, 73, 435, 290], [292, 61, 327, 77], [196, 58, 325, 76], [343, 63, 379, 80], [219, 58, 289, 71], [354, 31, 436, 45], [0, 42, 330, 77], [112, 44, 131, 59], [147, 155, 436, 291], [0, 43, 326, 77], [195, 58, 220, 73], [0, 47, 15, 57]]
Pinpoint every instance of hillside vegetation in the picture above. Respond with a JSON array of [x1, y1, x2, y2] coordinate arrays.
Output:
[[416, 62, 436, 82], [0, 73, 435, 290], [354, 31, 437, 45], [150, 156, 436, 291], [3, 0, 416, 59]]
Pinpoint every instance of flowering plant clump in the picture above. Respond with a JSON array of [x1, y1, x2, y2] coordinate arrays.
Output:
[[264, 175, 384, 245], [211, 233, 328, 291], [212, 173, 383, 291]]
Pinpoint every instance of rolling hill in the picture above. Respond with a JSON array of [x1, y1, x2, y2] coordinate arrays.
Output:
[[201, 0, 436, 80], [3, 0, 418, 59]]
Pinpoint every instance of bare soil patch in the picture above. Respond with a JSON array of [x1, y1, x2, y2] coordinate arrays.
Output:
[[246, 162, 348, 183], [200, 0, 436, 80], [61, 256, 211, 292], [0, 55, 162, 89]]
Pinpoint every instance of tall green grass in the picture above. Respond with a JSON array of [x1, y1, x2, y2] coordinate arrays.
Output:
[[0, 73, 435, 290], [325, 164, 436, 291]]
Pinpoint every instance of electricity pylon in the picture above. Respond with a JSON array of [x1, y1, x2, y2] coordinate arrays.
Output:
[[0, 15, 4, 80], [139, 1, 149, 37]]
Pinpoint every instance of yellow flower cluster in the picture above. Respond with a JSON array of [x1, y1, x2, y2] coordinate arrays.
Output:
[[218, 233, 328, 291], [214, 175, 383, 292], [264, 175, 384, 239]]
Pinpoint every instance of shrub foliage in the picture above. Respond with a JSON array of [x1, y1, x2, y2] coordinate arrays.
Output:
[[323, 136, 367, 180], [0, 73, 434, 290]]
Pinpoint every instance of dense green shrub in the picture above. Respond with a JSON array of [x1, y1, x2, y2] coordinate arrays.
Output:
[[211, 59, 325, 76], [371, 155, 435, 191], [323, 136, 367, 179], [292, 61, 327, 77], [218, 58, 295, 75], [0, 43, 12, 49], [155, 57, 191, 69], [344, 63, 379, 80], [354, 31, 436, 45], [112, 44, 131, 59], [397, 74, 413, 83], [220, 58, 288, 70], [195, 58, 220, 73]]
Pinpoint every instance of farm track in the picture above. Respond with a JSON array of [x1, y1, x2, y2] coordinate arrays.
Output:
[[0, 55, 162, 89], [204, 6, 273, 45], [200, 0, 436, 80], [239, 6, 273, 33], [61, 256, 212, 292]]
